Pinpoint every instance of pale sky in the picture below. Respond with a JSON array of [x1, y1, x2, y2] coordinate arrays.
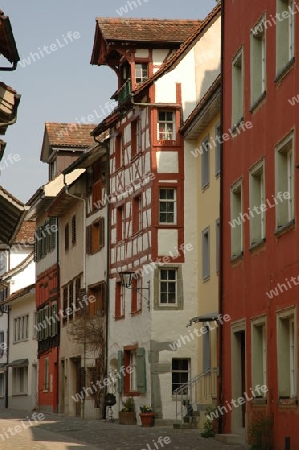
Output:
[[0, 0, 216, 203]]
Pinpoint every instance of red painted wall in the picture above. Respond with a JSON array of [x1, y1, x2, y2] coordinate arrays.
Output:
[[222, 1, 299, 448]]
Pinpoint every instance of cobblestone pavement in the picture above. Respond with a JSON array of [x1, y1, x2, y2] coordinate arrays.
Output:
[[0, 409, 251, 450]]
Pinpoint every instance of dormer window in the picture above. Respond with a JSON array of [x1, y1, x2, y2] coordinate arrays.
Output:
[[135, 63, 148, 83]]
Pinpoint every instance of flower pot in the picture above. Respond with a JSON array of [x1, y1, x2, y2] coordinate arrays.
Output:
[[139, 412, 155, 427], [119, 411, 136, 425]]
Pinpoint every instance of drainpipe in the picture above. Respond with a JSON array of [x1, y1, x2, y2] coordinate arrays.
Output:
[[63, 182, 86, 418], [218, 0, 225, 435], [93, 135, 110, 420]]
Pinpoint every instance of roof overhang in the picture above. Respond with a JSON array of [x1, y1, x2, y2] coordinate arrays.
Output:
[[0, 186, 29, 244], [0, 10, 20, 68]]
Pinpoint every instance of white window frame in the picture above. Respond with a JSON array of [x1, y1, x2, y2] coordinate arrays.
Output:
[[250, 16, 266, 105], [13, 315, 29, 343], [276, 0, 295, 74], [275, 131, 294, 228], [159, 268, 177, 306], [202, 227, 210, 280], [157, 111, 175, 141], [230, 180, 243, 257], [159, 188, 177, 225], [12, 366, 28, 395], [135, 63, 148, 83], [277, 308, 297, 399], [249, 160, 266, 245], [232, 48, 244, 126]]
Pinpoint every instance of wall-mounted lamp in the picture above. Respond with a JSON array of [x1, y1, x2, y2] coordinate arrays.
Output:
[[119, 271, 150, 311]]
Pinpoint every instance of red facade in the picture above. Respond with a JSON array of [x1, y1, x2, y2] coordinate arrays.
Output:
[[221, 1, 299, 448]]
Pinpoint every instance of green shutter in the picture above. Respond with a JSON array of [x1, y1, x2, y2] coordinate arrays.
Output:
[[136, 347, 147, 393], [118, 350, 123, 393], [44, 305, 49, 338], [52, 303, 57, 336]]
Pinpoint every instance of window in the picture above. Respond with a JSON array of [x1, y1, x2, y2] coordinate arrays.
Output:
[[252, 319, 267, 395], [115, 135, 122, 168], [69, 282, 74, 321], [35, 218, 57, 262], [117, 207, 125, 241], [33, 312, 37, 339], [49, 159, 57, 180], [230, 181, 243, 257], [37, 304, 57, 340], [86, 218, 105, 254], [0, 287, 8, 302], [133, 195, 143, 234], [215, 124, 221, 176], [158, 111, 175, 141], [71, 215, 76, 245], [159, 268, 177, 305], [89, 282, 106, 316], [232, 49, 244, 125], [172, 358, 190, 394], [202, 227, 210, 280], [251, 17, 266, 105], [276, 0, 294, 74], [277, 309, 297, 398], [201, 137, 210, 189], [0, 331, 4, 357], [63, 287, 68, 325], [131, 119, 141, 158], [65, 223, 69, 251], [12, 366, 28, 395], [159, 188, 176, 224], [250, 161, 265, 244], [216, 219, 220, 273], [115, 282, 125, 319], [121, 347, 146, 394], [13, 315, 29, 342], [44, 358, 49, 391], [75, 277, 81, 315], [135, 63, 148, 83], [275, 132, 294, 228]]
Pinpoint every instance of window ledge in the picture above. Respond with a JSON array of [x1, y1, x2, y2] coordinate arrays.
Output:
[[230, 252, 244, 263], [124, 391, 140, 397], [130, 309, 142, 317], [202, 183, 210, 193], [275, 57, 295, 85], [202, 276, 210, 283], [114, 315, 125, 321], [274, 219, 295, 237], [252, 397, 267, 406], [278, 397, 298, 407], [249, 91, 266, 114], [12, 393, 28, 397], [249, 238, 266, 252], [231, 117, 244, 134]]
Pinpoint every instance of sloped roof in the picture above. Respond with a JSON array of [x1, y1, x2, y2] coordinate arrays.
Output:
[[44, 123, 96, 148], [95, 18, 201, 43], [5, 283, 35, 304], [0, 186, 28, 244], [134, 2, 221, 96], [0, 10, 20, 66], [14, 220, 36, 244], [40, 123, 96, 164]]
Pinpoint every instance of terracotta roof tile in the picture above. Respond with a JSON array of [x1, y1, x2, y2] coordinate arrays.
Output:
[[5, 283, 35, 304], [95, 18, 201, 44], [14, 220, 36, 244], [45, 123, 95, 148]]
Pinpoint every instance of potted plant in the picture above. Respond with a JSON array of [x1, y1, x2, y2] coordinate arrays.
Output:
[[105, 393, 116, 406], [119, 397, 136, 425], [139, 405, 155, 427]]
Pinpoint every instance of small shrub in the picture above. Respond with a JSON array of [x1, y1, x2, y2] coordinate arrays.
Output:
[[121, 397, 135, 412], [201, 406, 217, 438]]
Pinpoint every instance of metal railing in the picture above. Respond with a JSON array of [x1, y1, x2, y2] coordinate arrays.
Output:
[[118, 79, 131, 105], [174, 367, 218, 421]]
